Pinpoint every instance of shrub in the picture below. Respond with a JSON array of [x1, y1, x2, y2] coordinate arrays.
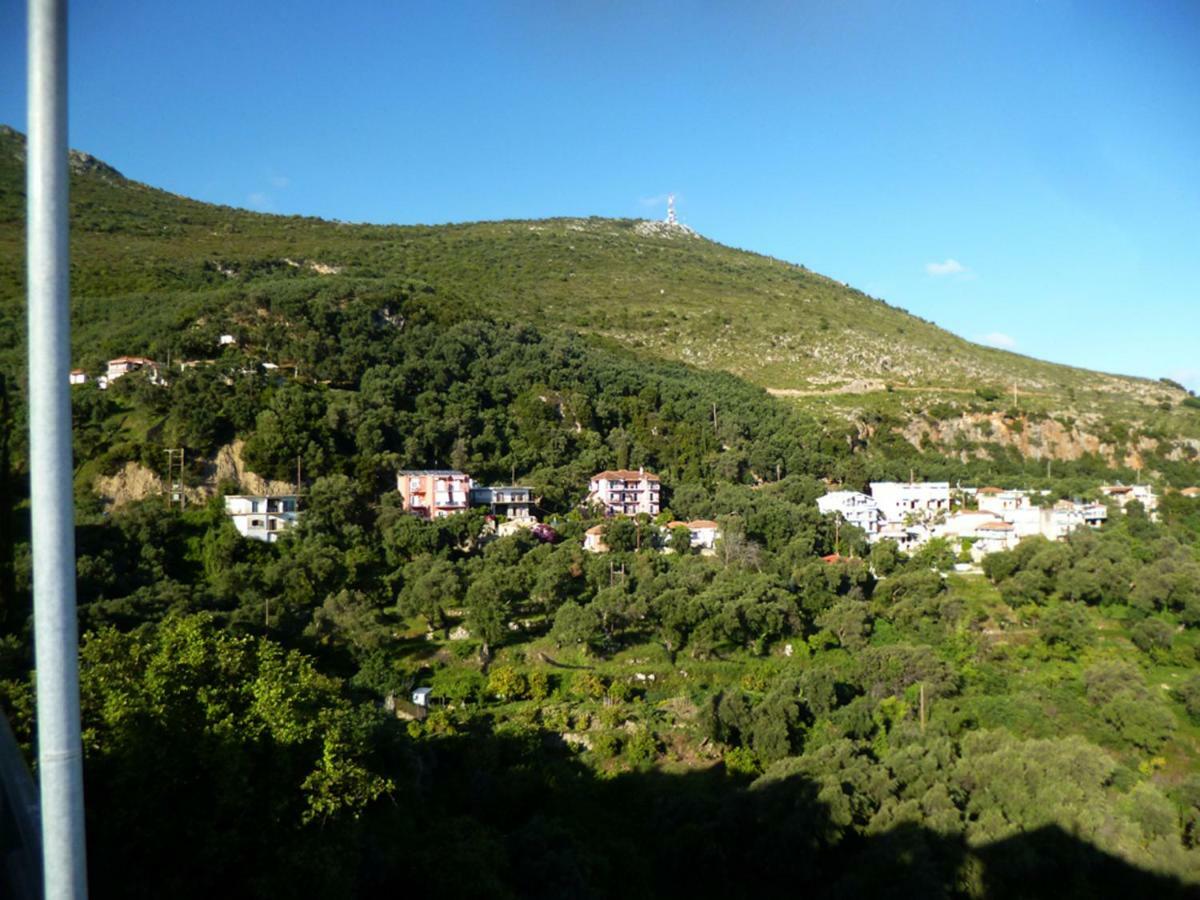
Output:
[[1176, 675, 1200, 723], [1130, 618, 1174, 657], [486, 665, 529, 701], [1101, 696, 1176, 753], [625, 728, 661, 766], [591, 731, 622, 759], [1038, 604, 1095, 655]]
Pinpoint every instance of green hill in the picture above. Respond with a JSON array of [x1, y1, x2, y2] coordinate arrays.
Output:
[[1, 124, 1197, 480]]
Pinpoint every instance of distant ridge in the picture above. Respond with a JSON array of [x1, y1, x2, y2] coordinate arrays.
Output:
[[0, 126, 1197, 475]]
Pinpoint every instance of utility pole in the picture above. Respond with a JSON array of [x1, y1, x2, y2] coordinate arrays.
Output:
[[27, 0, 90, 893], [164, 448, 185, 510], [712, 402, 718, 435]]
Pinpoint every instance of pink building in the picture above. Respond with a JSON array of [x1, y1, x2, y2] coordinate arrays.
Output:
[[587, 468, 661, 517], [397, 470, 473, 519]]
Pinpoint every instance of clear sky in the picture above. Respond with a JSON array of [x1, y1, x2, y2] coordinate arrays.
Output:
[[2, 1, 1197, 389]]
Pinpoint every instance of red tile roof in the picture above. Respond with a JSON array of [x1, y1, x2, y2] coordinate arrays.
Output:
[[592, 469, 661, 482]]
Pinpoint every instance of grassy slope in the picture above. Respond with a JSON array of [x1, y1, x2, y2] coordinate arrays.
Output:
[[1, 125, 1196, 450]]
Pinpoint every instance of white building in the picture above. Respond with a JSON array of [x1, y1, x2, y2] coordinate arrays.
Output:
[[664, 519, 721, 552], [470, 485, 534, 520], [583, 524, 608, 553], [976, 487, 1033, 517], [817, 490, 883, 536], [1100, 484, 1158, 519], [224, 494, 299, 542], [106, 355, 162, 383], [971, 521, 1018, 560], [936, 511, 1002, 541], [587, 468, 661, 517], [68, 369, 87, 385], [874, 522, 930, 551], [869, 481, 951, 524]]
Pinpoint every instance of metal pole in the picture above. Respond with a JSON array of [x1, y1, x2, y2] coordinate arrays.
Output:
[[27, 0, 89, 897]]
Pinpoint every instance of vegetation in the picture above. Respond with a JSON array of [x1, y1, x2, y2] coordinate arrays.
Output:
[[1, 128, 1199, 896]]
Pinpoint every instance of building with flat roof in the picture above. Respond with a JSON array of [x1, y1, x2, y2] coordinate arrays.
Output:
[[224, 494, 299, 542]]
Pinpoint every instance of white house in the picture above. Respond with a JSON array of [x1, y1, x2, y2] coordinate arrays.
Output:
[[976, 488, 1032, 517], [869, 481, 951, 524], [664, 519, 721, 552], [936, 511, 1002, 541], [583, 524, 608, 553], [587, 468, 661, 517], [874, 522, 931, 551], [106, 355, 161, 383], [68, 369, 87, 385], [218, 334, 238, 346], [470, 485, 534, 520], [1100, 484, 1158, 518], [817, 490, 883, 536], [970, 521, 1018, 560], [224, 494, 300, 542]]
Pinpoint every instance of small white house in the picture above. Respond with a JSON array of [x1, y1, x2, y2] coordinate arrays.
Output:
[[1100, 484, 1158, 518], [224, 494, 300, 542], [970, 521, 1018, 560], [218, 334, 238, 346], [583, 524, 608, 553], [68, 369, 87, 385], [817, 490, 883, 536], [412, 687, 433, 708], [106, 355, 161, 383], [664, 519, 721, 552]]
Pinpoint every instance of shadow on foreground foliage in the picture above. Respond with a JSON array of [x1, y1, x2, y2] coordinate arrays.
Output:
[[82, 716, 1198, 900]]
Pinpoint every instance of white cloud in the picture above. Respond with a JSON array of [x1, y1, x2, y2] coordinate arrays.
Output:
[[269, 175, 290, 189], [979, 331, 1016, 349], [925, 258, 967, 276], [246, 191, 273, 211]]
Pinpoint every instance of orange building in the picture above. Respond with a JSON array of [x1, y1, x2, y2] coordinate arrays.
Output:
[[397, 470, 473, 519]]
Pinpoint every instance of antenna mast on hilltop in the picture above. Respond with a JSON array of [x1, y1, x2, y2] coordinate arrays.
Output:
[[665, 193, 677, 226]]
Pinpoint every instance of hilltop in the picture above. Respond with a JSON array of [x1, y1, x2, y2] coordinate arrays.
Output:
[[4, 128, 1200, 898], [1, 126, 1197, 479]]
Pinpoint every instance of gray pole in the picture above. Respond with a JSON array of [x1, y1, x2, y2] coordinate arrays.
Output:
[[27, 0, 89, 897]]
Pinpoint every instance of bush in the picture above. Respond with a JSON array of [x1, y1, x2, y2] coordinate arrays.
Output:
[[625, 728, 660, 766], [1038, 604, 1095, 655], [1101, 696, 1176, 752], [1176, 675, 1200, 723], [570, 671, 608, 700], [486, 665, 529, 701], [1083, 659, 1148, 706], [1130, 618, 1174, 657], [528, 669, 551, 701], [591, 731, 622, 759]]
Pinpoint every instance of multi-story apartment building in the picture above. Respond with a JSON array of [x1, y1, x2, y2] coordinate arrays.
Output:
[[816, 490, 884, 536], [470, 485, 534, 520], [587, 468, 661, 517], [397, 470, 473, 519], [224, 494, 299, 542], [869, 481, 951, 524]]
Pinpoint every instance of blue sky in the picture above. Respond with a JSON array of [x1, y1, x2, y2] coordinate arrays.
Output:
[[2, 1, 1198, 389]]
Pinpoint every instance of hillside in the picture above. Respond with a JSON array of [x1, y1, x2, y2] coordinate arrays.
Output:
[[1, 125, 1198, 479], [5, 127, 1200, 897]]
